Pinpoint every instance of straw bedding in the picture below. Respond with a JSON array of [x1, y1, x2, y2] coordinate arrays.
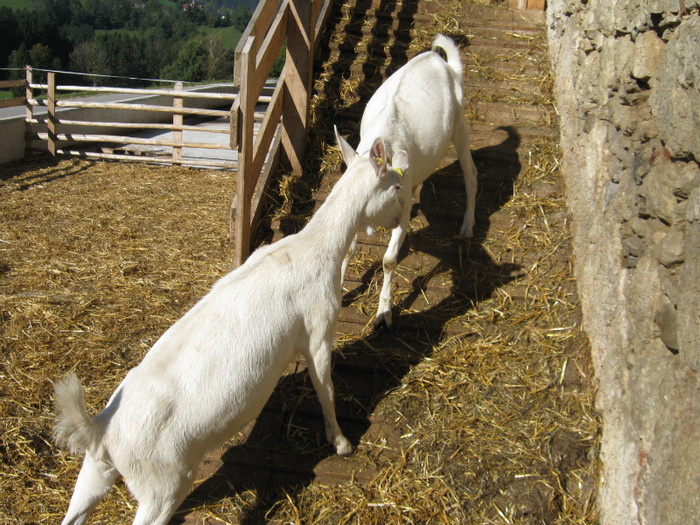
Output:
[[0, 159, 234, 523], [0, 1, 598, 523]]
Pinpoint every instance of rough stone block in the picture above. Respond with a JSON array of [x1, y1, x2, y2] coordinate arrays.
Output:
[[650, 16, 700, 160], [678, 187, 700, 370], [631, 31, 665, 81]]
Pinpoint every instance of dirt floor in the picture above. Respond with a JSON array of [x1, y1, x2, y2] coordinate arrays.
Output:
[[0, 158, 234, 523], [0, 150, 598, 524], [1, 2, 599, 524]]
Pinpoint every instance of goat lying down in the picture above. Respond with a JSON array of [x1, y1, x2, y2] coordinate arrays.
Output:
[[53, 134, 407, 525], [341, 34, 478, 328]]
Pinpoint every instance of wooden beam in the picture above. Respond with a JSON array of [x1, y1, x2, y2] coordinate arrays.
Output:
[[234, 0, 285, 86], [281, 0, 314, 172], [172, 82, 183, 163], [0, 79, 25, 89], [0, 97, 25, 109], [231, 36, 257, 267], [47, 72, 56, 156]]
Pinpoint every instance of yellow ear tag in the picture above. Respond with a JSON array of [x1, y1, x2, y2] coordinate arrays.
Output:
[[395, 167, 404, 177], [375, 158, 384, 166]]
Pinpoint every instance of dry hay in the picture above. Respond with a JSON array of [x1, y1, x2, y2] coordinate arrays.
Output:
[[1, 0, 598, 524], [256, 0, 599, 524], [259, 140, 599, 524], [0, 158, 234, 523]]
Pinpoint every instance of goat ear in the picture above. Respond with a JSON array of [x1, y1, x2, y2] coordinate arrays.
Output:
[[334, 125, 357, 166], [392, 150, 409, 175], [369, 137, 388, 177]]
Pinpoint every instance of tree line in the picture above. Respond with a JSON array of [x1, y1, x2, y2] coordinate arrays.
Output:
[[0, 0, 256, 86]]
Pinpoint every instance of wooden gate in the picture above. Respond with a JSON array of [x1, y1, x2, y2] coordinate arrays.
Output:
[[229, 0, 332, 267]]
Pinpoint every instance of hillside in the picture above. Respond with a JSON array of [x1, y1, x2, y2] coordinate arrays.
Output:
[[0, 0, 253, 84]]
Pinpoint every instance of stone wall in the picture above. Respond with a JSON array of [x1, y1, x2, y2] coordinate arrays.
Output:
[[546, 1, 700, 524]]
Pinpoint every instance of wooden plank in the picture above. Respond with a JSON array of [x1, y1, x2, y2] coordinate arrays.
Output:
[[172, 82, 183, 163], [0, 97, 25, 109], [231, 36, 257, 267], [234, 0, 285, 85], [54, 148, 236, 169], [250, 123, 283, 237], [47, 84, 237, 100], [47, 72, 56, 156], [253, 0, 289, 97], [25, 67, 33, 123], [280, 0, 314, 172], [252, 70, 285, 183], [229, 96, 241, 149], [49, 100, 230, 118], [47, 119, 232, 133], [0, 79, 25, 89], [314, 0, 333, 53], [33, 132, 231, 150]]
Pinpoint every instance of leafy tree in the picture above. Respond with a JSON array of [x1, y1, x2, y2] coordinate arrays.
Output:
[[161, 38, 207, 82], [0, 0, 249, 85], [203, 34, 234, 81], [0, 7, 20, 71], [231, 5, 251, 32]]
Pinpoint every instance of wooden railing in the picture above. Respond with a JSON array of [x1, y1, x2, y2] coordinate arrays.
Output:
[[22, 66, 248, 169], [0, 78, 26, 109], [229, 0, 332, 267]]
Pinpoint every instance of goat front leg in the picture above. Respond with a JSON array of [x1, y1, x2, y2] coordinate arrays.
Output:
[[375, 207, 410, 329], [304, 335, 353, 456], [340, 232, 358, 290]]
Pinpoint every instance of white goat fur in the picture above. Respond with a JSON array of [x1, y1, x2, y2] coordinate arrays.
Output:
[[342, 34, 478, 328], [53, 135, 407, 525]]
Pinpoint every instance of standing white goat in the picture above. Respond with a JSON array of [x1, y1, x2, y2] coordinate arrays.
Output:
[[342, 34, 478, 328], [53, 134, 407, 525]]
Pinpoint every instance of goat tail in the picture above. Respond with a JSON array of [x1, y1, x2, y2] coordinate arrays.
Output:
[[432, 34, 463, 80], [54, 372, 102, 455]]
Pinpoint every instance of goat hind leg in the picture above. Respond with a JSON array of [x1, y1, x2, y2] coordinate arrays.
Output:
[[61, 452, 118, 525], [130, 469, 195, 525]]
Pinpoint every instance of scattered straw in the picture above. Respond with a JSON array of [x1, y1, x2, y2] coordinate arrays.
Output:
[[0, 158, 234, 523], [0, 0, 599, 523]]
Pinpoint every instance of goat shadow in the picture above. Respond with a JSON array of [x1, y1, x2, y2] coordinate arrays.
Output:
[[170, 127, 523, 524]]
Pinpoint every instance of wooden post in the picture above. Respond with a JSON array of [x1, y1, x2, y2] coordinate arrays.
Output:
[[280, 0, 314, 172], [172, 82, 183, 163], [47, 71, 57, 157], [25, 66, 33, 159], [25, 66, 33, 122], [230, 36, 256, 267]]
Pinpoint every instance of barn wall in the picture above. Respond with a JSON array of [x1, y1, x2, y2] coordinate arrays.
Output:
[[547, 1, 700, 523]]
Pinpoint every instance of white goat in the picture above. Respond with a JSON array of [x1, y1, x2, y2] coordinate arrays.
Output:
[[342, 34, 478, 328], [53, 134, 407, 525]]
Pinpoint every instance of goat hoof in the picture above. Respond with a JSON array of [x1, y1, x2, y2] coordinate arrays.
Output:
[[373, 313, 393, 331], [459, 226, 474, 239], [335, 436, 353, 456]]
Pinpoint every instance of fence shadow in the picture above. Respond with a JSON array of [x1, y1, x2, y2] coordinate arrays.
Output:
[[0, 156, 94, 191]]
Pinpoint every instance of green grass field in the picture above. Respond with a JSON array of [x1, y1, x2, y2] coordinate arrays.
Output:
[[204, 25, 243, 51]]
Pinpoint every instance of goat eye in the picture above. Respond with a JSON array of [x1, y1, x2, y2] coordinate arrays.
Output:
[[394, 184, 402, 192]]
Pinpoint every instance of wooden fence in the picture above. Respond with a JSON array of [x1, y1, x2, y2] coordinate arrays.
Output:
[[229, 0, 332, 266], [2, 0, 334, 267], [21, 66, 250, 170], [0, 78, 26, 108]]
